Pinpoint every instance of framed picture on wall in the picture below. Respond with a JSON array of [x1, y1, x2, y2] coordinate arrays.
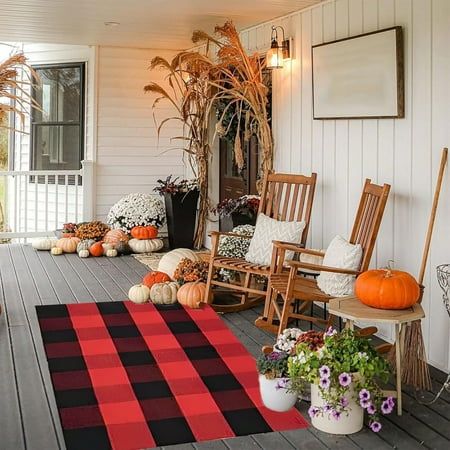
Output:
[[312, 26, 404, 119]]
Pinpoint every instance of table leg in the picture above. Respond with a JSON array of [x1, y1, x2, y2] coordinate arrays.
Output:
[[345, 319, 354, 331], [395, 323, 402, 415]]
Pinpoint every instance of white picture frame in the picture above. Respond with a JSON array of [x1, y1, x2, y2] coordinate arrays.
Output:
[[312, 27, 404, 119]]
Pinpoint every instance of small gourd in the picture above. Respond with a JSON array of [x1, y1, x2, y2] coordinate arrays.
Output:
[[106, 248, 118, 257], [78, 249, 90, 258], [32, 238, 58, 251], [51, 247, 63, 256], [128, 284, 150, 304], [142, 271, 171, 288], [177, 281, 207, 309], [158, 248, 201, 279], [77, 239, 95, 253], [128, 238, 164, 254], [89, 241, 104, 257], [56, 237, 80, 253], [102, 242, 114, 252], [150, 282, 178, 305]]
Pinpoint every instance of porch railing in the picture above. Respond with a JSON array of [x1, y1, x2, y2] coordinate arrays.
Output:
[[0, 160, 94, 240]]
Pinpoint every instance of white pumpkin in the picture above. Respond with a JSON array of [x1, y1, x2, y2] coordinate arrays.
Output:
[[150, 282, 178, 305], [32, 238, 57, 251], [78, 249, 90, 258], [128, 284, 150, 304], [51, 247, 63, 256], [102, 242, 114, 252], [157, 248, 201, 279], [105, 248, 118, 257], [128, 238, 164, 254]]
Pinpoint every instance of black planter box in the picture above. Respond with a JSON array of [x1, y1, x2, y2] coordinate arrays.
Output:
[[164, 190, 199, 249], [231, 212, 257, 227]]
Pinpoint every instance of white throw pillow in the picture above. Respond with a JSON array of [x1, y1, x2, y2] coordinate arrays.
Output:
[[317, 235, 362, 297], [245, 213, 305, 266]]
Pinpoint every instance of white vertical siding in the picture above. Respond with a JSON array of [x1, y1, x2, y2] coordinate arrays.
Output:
[[240, 0, 450, 372], [95, 46, 184, 221]]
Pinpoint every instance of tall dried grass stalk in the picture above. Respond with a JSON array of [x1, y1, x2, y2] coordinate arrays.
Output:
[[145, 21, 273, 247], [0, 52, 38, 129]]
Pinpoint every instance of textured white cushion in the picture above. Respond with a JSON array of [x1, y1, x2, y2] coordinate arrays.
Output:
[[317, 235, 362, 297], [245, 213, 305, 266]]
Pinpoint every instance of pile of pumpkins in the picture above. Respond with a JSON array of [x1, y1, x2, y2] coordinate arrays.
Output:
[[128, 248, 209, 309], [32, 224, 164, 258]]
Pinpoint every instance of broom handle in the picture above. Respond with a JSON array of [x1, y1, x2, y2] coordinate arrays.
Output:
[[418, 147, 448, 285]]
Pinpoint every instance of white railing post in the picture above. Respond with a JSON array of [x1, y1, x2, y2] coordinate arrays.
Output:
[[81, 160, 95, 222]]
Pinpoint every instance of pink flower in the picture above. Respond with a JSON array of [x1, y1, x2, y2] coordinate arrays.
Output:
[[319, 377, 331, 390], [319, 365, 331, 378], [370, 421, 382, 432], [338, 372, 352, 387], [359, 389, 370, 400], [381, 399, 394, 414], [308, 406, 319, 418], [367, 402, 376, 415]]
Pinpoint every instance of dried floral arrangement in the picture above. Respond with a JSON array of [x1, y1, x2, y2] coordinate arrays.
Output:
[[154, 176, 198, 196], [212, 195, 260, 218], [173, 258, 211, 284], [144, 21, 273, 247], [75, 221, 110, 241]]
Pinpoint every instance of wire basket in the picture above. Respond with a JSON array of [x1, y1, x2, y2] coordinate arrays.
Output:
[[436, 264, 450, 317]]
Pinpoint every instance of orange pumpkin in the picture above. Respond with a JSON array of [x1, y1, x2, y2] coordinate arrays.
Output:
[[104, 229, 129, 245], [131, 226, 158, 240], [355, 269, 420, 310], [56, 237, 80, 253], [89, 241, 104, 257], [142, 271, 171, 288], [177, 281, 207, 309]]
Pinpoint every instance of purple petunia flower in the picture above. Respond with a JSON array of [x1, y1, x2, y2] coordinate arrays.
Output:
[[308, 406, 319, 418], [332, 409, 341, 421], [381, 399, 394, 414], [370, 421, 382, 433], [319, 365, 331, 378], [340, 396, 349, 408], [387, 396, 395, 408], [323, 403, 332, 412], [325, 326, 337, 336], [367, 402, 376, 415], [319, 377, 331, 390], [360, 397, 370, 409], [359, 389, 370, 400], [338, 372, 352, 387]]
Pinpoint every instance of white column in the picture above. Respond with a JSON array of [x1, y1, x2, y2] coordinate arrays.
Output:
[[81, 160, 95, 221]]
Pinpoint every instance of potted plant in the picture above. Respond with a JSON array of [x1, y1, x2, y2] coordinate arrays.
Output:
[[106, 193, 166, 234], [154, 176, 199, 249], [61, 222, 77, 238], [212, 195, 260, 227], [288, 328, 394, 435], [256, 350, 298, 412]]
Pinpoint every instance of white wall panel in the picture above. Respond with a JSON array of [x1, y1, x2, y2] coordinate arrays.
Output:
[[243, 0, 450, 372]]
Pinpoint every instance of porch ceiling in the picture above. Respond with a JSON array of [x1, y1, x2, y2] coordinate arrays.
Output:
[[0, 0, 323, 49]]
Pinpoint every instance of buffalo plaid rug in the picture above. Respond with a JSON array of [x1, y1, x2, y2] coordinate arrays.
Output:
[[36, 301, 307, 450]]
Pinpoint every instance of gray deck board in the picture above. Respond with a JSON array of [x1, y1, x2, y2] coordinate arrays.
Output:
[[0, 243, 449, 450]]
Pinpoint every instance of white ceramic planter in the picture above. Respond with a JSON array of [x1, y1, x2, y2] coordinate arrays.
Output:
[[258, 374, 298, 412], [310, 383, 363, 434]]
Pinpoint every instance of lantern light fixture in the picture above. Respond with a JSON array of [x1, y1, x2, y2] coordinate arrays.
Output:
[[266, 25, 291, 69]]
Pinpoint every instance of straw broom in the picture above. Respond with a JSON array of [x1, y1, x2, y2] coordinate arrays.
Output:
[[388, 147, 448, 390]]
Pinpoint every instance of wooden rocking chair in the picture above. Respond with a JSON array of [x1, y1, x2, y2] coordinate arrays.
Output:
[[205, 172, 317, 313], [255, 179, 390, 333]]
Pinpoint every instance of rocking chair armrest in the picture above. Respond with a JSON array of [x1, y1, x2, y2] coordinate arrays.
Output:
[[272, 241, 325, 257], [285, 260, 360, 276], [209, 231, 253, 240]]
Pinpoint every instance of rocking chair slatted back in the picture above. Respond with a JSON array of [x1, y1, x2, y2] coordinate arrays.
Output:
[[350, 179, 391, 272], [259, 172, 317, 246]]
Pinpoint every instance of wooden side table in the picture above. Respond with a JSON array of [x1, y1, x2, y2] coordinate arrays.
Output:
[[328, 296, 425, 415]]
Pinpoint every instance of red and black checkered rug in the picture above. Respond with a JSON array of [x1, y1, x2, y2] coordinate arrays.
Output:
[[36, 301, 307, 450]]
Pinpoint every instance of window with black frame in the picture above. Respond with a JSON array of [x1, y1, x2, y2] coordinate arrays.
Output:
[[31, 63, 85, 172]]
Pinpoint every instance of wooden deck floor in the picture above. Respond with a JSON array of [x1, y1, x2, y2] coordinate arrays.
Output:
[[0, 243, 449, 450]]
